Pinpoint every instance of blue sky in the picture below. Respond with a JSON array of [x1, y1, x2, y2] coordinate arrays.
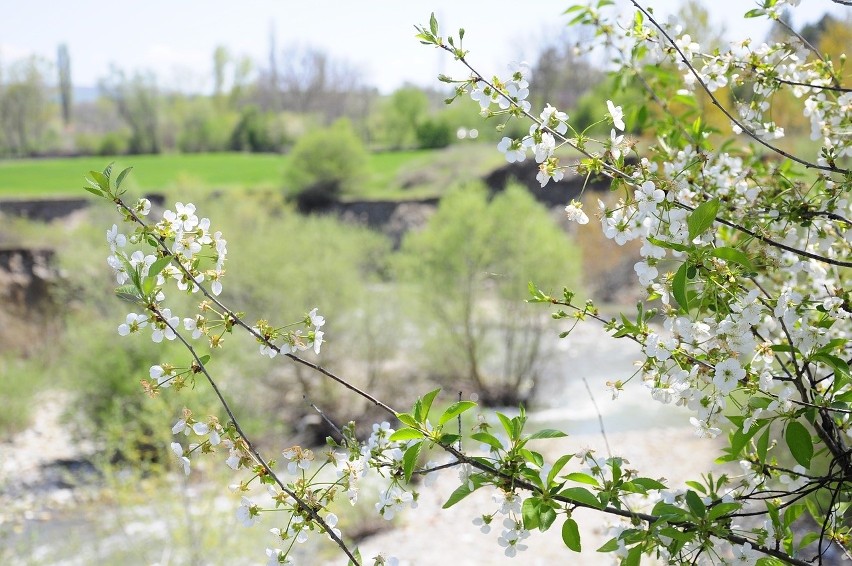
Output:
[[0, 0, 845, 94]]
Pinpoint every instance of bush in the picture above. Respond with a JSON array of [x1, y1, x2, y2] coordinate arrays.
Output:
[[229, 105, 282, 152], [98, 131, 129, 156], [415, 118, 452, 149], [284, 119, 368, 199], [397, 183, 582, 405]]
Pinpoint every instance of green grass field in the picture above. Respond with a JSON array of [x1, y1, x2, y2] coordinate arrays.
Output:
[[0, 146, 501, 199]]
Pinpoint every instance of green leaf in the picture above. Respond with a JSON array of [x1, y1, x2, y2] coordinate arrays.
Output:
[[148, 255, 172, 280], [402, 441, 422, 482], [631, 477, 667, 491], [198, 355, 211, 365], [729, 420, 765, 456], [672, 262, 690, 312], [396, 412, 418, 428], [429, 12, 438, 36], [671, 93, 697, 107], [389, 428, 425, 442], [115, 166, 133, 189], [744, 8, 764, 18], [438, 400, 476, 426], [558, 487, 603, 509], [651, 501, 689, 520], [597, 537, 620, 552], [546, 454, 573, 487], [539, 504, 557, 531], [496, 412, 515, 438], [562, 518, 582, 551], [707, 501, 742, 521], [84, 186, 105, 197], [470, 432, 504, 452], [685, 490, 705, 517], [785, 421, 813, 467], [88, 170, 110, 191], [115, 284, 142, 304], [757, 426, 770, 463], [522, 497, 539, 530], [443, 481, 476, 508], [141, 276, 157, 297], [565, 472, 600, 487], [420, 388, 441, 421], [811, 353, 850, 381], [527, 428, 567, 440], [687, 198, 720, 240], [710, 247, 755, 272], [624, 544, 642, 566], [647, 235, 690, 252]]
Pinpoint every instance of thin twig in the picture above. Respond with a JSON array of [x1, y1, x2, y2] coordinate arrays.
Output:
[[581, 376, 612, 458]]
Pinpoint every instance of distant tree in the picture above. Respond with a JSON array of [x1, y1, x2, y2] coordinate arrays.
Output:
[[380, 86, 429, 149], [397, 184, 583, 406], [817, 15, 852, 80], [99, 66, 161, 154], [57, 44, 72, 125], [255, 43, 373, 125], [284, 118, 368, 202], [529, 29, 603, 113], [213, 45, 229, 100], [0, 57, 53, 156]]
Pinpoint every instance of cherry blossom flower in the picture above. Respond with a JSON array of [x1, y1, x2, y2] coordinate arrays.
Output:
[[564, 200, 589, 225], [497, 137, 526, 163], [607, 100, 625, 131], [236, 496, 260, 527], [118, 312, 148, 336]]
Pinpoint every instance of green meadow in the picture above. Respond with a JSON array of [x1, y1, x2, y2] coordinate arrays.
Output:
[[0, 146, 503, 199]]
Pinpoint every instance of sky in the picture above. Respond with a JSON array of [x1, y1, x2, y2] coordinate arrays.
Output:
[[0, 0, 846, 94]]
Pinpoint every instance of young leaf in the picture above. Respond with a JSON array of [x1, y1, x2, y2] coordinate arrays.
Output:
[[471, 432, 504, 452], [402, 441, 423, 482], [562, 518, 582, 552], [785, 421, 813, 468], [624, 545, 642, 566], [687, 198, 720, 240], [546, 454, 573, 487], [115, 284, 142, 304], [527, 428, 568, 440], [389, 428, 425, 442], [115, 166, 133, 190], [396, 412, 418, 428], [443, 481, 476, 508], [438, 400, 476, 425], [558, 487, 604, 509], [631, 477, 667, 491], [565, 472, 600, 487], [148, 255, 172, 280], [672, 262, 690, 312], [685, 490, 705, 517], [420, 388, 441, 421], [522, 497, 540, 530], [429, 12, 438, 36], [710, 247, 755, 272], [756, 426, 770, 463], [84, 186, 105, 197], [88, 170, 110, 191]]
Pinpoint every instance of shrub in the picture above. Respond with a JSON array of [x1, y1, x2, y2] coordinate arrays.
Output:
[[284, 119, 368, 199], [415, 118, 452, 149], [397, 183, 582, 405]]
